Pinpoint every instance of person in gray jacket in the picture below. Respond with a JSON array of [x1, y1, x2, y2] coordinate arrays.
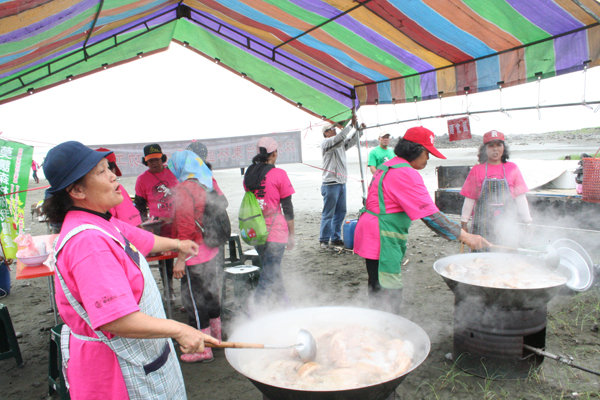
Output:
[[319, 115, 364, 248]]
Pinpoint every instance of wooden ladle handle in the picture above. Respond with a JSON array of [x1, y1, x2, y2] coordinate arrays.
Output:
[[490, 245, 542, 255], [490, 245, 517, 252], [205, 341, 265, 349]]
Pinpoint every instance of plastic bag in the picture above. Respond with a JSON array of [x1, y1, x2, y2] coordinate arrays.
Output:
[[15, 234, 45, 257]]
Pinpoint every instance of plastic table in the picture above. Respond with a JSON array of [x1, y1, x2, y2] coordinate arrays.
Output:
[[17, 236, 180, 323], [16, 234, 59, 325]]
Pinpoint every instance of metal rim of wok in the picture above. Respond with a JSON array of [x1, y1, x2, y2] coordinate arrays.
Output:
[[555, 247, 593, 292], [433, 253, 568, 290], [225, 306, 431, 394], [433, 253, 568, 315]]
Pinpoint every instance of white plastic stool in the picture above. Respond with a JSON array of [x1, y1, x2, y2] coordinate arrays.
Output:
[[221, 265, 260, 317], [243, 249, 262, 268]]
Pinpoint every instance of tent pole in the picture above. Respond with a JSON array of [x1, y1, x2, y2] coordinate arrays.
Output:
[[353, 108, 367, 201]]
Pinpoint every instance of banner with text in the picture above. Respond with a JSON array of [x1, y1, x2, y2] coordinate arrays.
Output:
[[98, 131, 302, 178], [447, 116, 472, 142], [0, 140, 33, 259]]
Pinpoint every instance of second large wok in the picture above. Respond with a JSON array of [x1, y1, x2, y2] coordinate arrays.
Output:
[[225, 306, 431, 400]]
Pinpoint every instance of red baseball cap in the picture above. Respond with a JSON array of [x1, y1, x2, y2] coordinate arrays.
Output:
[[95, 147, 121, 176], [402, 127, 446, 159], [483, 130, 505, 144]]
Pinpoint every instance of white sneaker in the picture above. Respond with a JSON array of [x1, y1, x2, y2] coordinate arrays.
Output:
[[320, 242, 330, 249]]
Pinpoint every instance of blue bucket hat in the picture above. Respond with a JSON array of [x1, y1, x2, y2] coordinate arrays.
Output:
[[44, 141, 112, 195]]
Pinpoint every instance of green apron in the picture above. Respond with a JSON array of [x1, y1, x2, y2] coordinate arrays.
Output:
[[365, 163, 412, 289]]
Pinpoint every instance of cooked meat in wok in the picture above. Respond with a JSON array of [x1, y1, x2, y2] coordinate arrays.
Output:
[[441, 257, 567, 289], [238, 325, 414, 390]]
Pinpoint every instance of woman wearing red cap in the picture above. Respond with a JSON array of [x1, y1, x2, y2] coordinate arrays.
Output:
[[96, 148, 142, 227], [460, 130, 532, 249], [354, 127, 489, 314]]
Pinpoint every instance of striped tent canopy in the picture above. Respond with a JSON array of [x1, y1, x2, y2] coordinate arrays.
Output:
[[1, 0, 600, 122]]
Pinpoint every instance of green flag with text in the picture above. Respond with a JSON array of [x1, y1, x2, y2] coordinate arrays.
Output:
[[0, 140, 33, 259]]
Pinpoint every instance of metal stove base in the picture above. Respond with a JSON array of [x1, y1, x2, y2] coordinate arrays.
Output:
[[453, 300, 548, 380]]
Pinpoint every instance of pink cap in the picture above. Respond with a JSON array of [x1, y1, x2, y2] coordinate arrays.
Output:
[[257, 137, 278, 154], [483, 130, 505, 144]]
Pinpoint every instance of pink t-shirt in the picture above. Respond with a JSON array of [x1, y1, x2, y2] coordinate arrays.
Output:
[[134, 167, 179, 219], [245, 167, 295, 243], [354, 157, 439, 260], [172, 179, 223, 265], [186, 178, 223, 265], [110, 185, 142, 227], [54, 210, 155, 399], [460, 162, 529, 200]]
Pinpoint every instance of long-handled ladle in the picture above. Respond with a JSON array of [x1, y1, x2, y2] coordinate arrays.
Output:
[[205, 328, 317, 362], [490, 244, 560, 269]]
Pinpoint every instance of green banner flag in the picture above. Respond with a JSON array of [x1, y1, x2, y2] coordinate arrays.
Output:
[[0, 140, 33, 259]]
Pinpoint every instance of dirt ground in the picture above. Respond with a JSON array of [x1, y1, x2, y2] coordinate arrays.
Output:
[[1, 137, 600, 399]]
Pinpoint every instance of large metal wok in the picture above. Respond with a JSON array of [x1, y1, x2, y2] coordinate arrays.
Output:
[[433, 253, 569, 379], [225, 306, 431, 400], [433, 253, 568, 310]]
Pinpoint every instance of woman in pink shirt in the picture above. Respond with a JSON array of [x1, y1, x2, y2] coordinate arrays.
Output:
[[243, 137, 295, 312], [354, 127, 488, 314], [42, 141, 218, 399], [31, 160, 40, 183], [460, 131, 533, 249]]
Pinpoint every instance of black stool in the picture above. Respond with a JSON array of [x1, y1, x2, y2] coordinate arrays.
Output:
[[49, 324, 70, 399], [225, 234, 244, 267], [0, 304, 23, 367]]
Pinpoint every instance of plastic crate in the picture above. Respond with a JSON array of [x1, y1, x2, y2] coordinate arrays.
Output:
[[582, 157, 600, 203]]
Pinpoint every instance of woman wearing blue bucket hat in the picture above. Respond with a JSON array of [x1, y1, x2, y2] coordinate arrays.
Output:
[[42, 141, 219, 400]]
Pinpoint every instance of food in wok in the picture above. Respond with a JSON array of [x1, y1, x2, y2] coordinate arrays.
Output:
[[441, 257, 567, 289], [236, 324, 414, 390]]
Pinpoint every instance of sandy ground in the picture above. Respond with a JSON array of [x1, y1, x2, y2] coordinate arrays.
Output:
[[1, 136, 600, 399]]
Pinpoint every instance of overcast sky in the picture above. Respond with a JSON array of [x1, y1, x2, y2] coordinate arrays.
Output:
[[1, 44, 599, 159]]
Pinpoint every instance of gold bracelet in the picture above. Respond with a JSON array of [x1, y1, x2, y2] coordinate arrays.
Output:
[[176, 239, 181, 251]]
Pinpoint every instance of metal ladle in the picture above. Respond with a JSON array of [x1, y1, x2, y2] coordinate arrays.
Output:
[[206, 328, 317, 362], [490, 244, 560, 269]]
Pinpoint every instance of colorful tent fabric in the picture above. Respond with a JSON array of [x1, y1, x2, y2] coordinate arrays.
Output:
[[1, 0, 599, 122]]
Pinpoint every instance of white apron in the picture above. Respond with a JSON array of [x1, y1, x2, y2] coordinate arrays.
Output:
[[55, 224, 186, 399]]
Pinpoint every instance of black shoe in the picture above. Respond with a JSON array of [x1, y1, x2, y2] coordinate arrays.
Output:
[[330, 240, 345, 247]]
